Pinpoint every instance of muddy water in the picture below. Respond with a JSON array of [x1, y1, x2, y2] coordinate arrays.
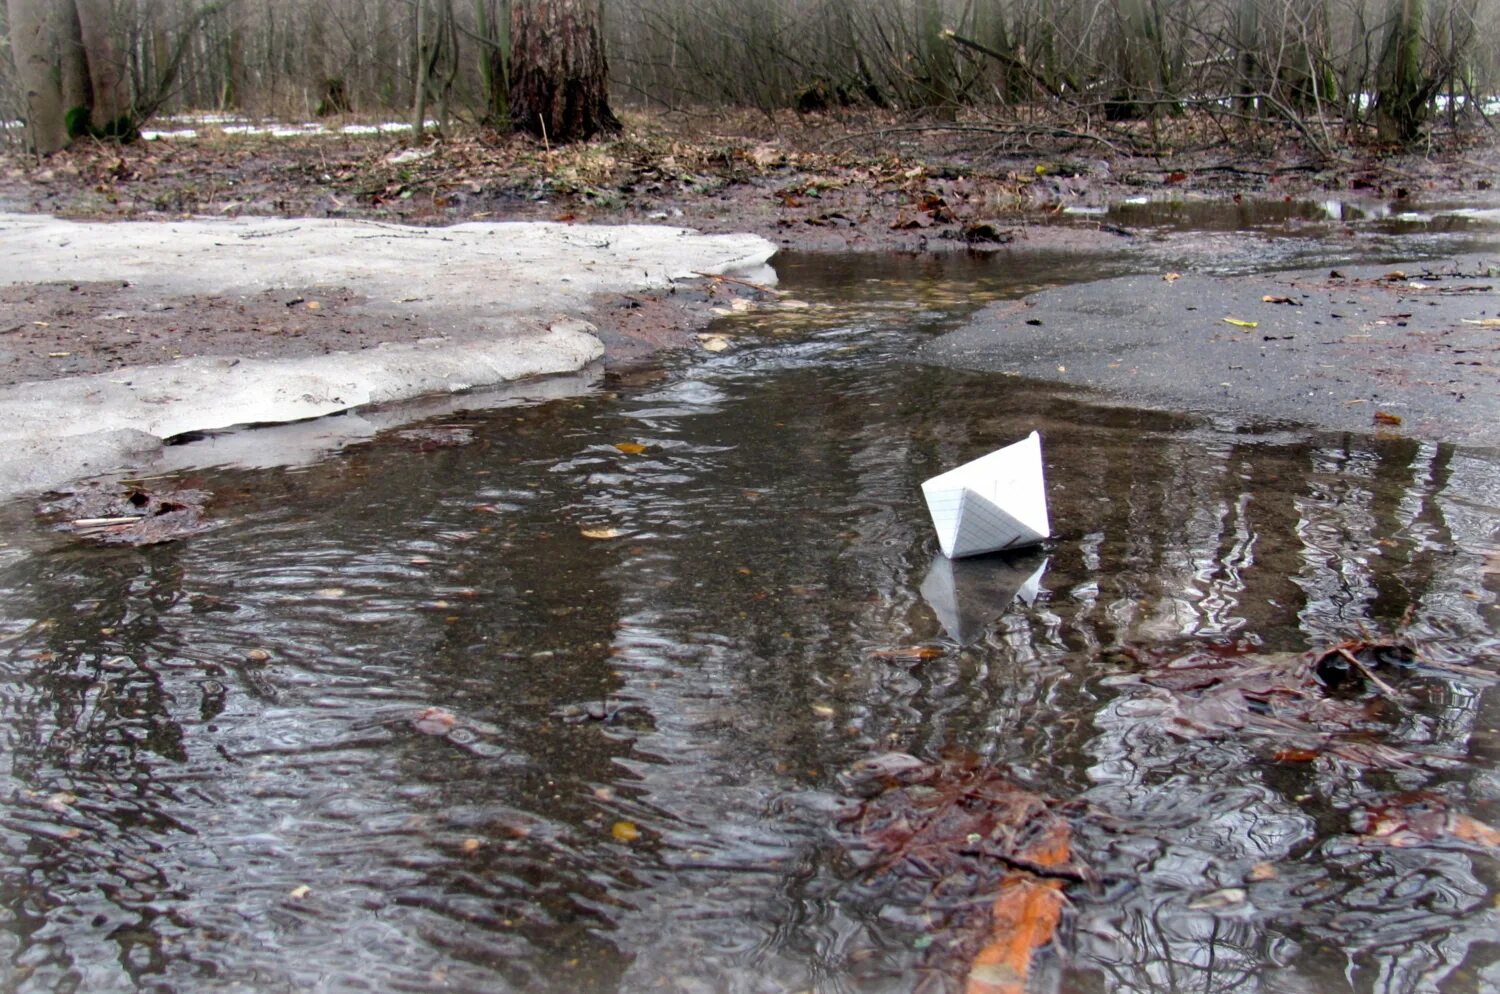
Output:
[[1, 244, 1497, 994]]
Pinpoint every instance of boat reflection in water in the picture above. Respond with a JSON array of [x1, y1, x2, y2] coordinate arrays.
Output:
[[919, 550, 1049, 643]]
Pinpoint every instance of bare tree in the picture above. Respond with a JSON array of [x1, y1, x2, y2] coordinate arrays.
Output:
[[7, 0, 71, 152], [1376, 0, 1432, 140]]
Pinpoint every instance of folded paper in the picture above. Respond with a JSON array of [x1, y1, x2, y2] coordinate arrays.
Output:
[[921, 431, 1050, 559]]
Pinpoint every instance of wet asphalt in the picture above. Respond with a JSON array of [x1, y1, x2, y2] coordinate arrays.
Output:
[[920, 256, 1500, 447]]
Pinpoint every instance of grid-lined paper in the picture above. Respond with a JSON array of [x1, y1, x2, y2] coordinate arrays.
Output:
[[921, 431, 1050, 559]]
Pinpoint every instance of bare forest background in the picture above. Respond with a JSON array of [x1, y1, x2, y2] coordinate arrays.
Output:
[[2, 0, 1498, 158]]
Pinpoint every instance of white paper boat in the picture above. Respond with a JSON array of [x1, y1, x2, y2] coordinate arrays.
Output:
[[921, 431, 1050, 558], [920, 553, 1049, 643]]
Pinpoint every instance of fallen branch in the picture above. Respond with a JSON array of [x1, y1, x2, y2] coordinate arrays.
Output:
[[690, 271, 784, 296]]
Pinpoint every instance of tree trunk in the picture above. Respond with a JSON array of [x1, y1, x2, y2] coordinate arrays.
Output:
[[477, 0, 511, 126], [509, 0, 619, 142], [75, 0, 130, 134], [7, 0, 72, 153], [412, 0, 429, 136], [1376, 0, 1428, 142], [918, 0, 956, 118], [60, 2, 89, 122]]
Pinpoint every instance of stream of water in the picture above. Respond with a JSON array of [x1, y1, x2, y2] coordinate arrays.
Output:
[[1, 232, 1497, 994]]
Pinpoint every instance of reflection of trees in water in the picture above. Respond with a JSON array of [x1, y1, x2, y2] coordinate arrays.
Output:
[[1064, 433, 1498, 994], [0, 546, 191, 989], [0, 345, 1494, 993]]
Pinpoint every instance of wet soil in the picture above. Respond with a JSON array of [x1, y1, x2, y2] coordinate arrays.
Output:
[[0, 276, 769, 388]]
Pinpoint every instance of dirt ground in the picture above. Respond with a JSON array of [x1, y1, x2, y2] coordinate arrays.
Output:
[[2, 108, 1499, 384], [0, 276, 767, 388]]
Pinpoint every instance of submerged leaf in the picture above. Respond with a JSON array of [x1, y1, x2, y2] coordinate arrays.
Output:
[[836, 751, 1081, 994], [868, 645, 946, 662], [413, 707, 457, 735]]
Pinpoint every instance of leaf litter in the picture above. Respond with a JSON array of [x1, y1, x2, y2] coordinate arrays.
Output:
[[837, 749, 1086, 994], [1098, 634, 1487, 769], [828, 631, 1493, 989]]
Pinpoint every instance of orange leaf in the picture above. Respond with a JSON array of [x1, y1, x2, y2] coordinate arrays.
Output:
[[1449, 813, 1500, 848], [869, 646, 945, 661], [611, 820, 641, 843], [966, 876, 1066, 994], [614, 442, 647, 455], [967, 817, 1071, 994], [1373, 411, 1403, 426]]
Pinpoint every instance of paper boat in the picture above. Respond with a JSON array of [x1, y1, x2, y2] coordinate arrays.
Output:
[[921, 431, 1050, 558], [920, 553, 1049, 643]]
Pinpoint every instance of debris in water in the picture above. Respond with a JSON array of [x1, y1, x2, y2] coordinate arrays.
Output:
[[395, 426, 475, 449], [837, 750, 1084, 994], [412, 707, 457, 735], [1352, 792, 1500, 850], [39, 481, 219, 546]]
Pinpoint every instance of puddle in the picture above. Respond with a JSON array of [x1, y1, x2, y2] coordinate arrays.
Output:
[[1053, 198, 1500, 275], [0, 249, 1496, 993]]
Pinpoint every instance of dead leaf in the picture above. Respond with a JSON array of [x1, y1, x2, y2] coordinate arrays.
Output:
[[1353, 792, 1500, 850], [699, 334, 731, 352], [1163, 273, 1182, 283], [288, 885, 311, 900], [613, 441, 647, 455], [1222, 317, 1259, 329], [1373, 411, 1403, 426], [1262, 295, 1300, 305], [1246, 862, 1278, 882], [1450, 813, 1500, 848], [611, 820, 641, 843], [581, 526, 623, 540], [1187, 887, 1247, 910], [868, 645, 945, 662], [1460, 318, 1500, 327], [837, 751, 1082, 994], [44, 791, 77, 812], [413, 707, 457, 735]]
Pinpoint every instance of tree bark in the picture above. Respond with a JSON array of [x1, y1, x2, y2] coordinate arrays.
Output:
[[509, 0, 619, 142], [412, 0, 429, 135], [7, 0, 71, 153], [1376, 0, 1429, 142], [75, 0, 130, 134]]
